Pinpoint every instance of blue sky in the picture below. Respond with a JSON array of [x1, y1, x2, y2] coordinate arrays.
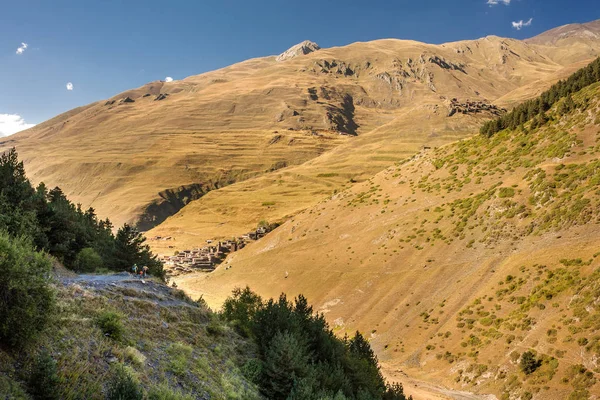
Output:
[[0, 0, 598, 136]]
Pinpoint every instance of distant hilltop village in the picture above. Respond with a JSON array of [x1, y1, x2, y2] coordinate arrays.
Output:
[[155, 224, 276, 277], [447, 98, 507, 117]]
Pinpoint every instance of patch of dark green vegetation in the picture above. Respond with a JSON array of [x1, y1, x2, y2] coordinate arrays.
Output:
[[0, 148, 163, 277], [223, 287, 410, 399], [481, 57, 600, 137]]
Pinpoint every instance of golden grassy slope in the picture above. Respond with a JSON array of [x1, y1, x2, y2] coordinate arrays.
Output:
[[148, 33, 600, 253], [177, 84, 600, 399], [3, 24, 600, 237]]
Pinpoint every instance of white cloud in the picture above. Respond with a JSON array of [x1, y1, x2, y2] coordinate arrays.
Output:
[[16, 42, 28, 55], [165, 76, 174, 82], [66, 82, 74, 91], [0, 114, 35, 137], [512, 18, 533, 30], [487, 0, 510, 5]]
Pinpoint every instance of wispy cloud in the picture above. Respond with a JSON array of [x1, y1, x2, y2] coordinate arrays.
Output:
[[487, 0, 511, 5], [16, 42, 28, 55], [66, 82, 74, 91], [165, 76, 174, 82], [512, 18, 533, 30], [0, 114, 35, 137]]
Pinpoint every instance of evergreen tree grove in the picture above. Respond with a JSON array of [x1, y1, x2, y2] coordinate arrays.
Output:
[[0, 148, 164, 278], [222, 287, 411, 400], [480, 57, 600, 137]]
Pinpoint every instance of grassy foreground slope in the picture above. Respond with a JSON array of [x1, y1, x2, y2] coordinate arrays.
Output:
[[0, 271, 262, 399], [3, 22, 600, 238], [178, 75, 600, 398]]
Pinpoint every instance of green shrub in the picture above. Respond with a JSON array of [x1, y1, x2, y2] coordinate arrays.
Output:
[[222, 286, 263, 338], [27, 351, 61, 400], [96, 311, 125, 341], [73, 247, 103, 273], [241, 358, 263, 384], [566, 364, 596, 390], [568, 389, 591, 400], [206, 314, 225, 336], [0, 375, 29, 400], [520, 350, 542, 375], [521, 392, 533, 400], [498, 187, 515, 198], [106, 365, 143, 400], [166, 343, 193, 377], [0, 233, 55, 347], [147, 384, 194, 400]]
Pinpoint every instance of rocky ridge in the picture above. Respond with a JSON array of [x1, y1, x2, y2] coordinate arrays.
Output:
[[276, 40, 321, 61]]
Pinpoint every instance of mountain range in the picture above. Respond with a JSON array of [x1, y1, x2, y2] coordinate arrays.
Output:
[[3, 18, 600, 399]]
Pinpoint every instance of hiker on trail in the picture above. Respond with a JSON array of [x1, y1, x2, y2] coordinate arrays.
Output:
[[132, 264, 138, 276], [142, 265, 149, 278]]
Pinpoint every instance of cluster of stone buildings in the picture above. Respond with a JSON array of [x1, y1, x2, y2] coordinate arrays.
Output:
[[162, 226, 270, 276], [447, 98, 506, 117]]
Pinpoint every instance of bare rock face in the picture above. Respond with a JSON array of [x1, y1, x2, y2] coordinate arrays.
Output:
[[276, 40, 320, 62]]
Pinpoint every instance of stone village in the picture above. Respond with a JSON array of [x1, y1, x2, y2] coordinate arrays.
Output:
[[154, 226, 273, 277]]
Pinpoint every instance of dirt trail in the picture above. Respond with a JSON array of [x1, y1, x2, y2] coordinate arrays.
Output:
[[394, 375, 498, 400], [60, 272, 196, 308]]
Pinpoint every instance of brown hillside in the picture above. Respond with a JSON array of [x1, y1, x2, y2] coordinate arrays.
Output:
[[2, 22, 600, 240], [177, 83, 600, 399], [147, 30, 600, 254]]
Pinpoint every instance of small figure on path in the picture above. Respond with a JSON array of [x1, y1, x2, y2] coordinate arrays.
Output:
[[132, 264, 138, 276]]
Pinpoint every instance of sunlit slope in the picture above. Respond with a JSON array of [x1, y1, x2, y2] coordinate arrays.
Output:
[[180, 83, 600, 398], [148, 33, 600, 251], [147, 105, 478, 252], [3, 24, 600, 232]]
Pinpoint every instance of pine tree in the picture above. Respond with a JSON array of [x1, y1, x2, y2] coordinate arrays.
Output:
[[114, 224, 164, 277], [520, 351, 541, 375], [263, 331, 310, 400]]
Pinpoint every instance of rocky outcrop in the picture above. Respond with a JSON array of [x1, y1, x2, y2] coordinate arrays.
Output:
[[375, 72, 404, 93], [276, 40, 320, 62], [312, 59, 355, 76], [374, 54, 462, 94]]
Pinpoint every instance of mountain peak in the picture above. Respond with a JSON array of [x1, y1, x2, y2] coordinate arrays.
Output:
[[526, 19, 600, 45], [276, 40, 320, 62]]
